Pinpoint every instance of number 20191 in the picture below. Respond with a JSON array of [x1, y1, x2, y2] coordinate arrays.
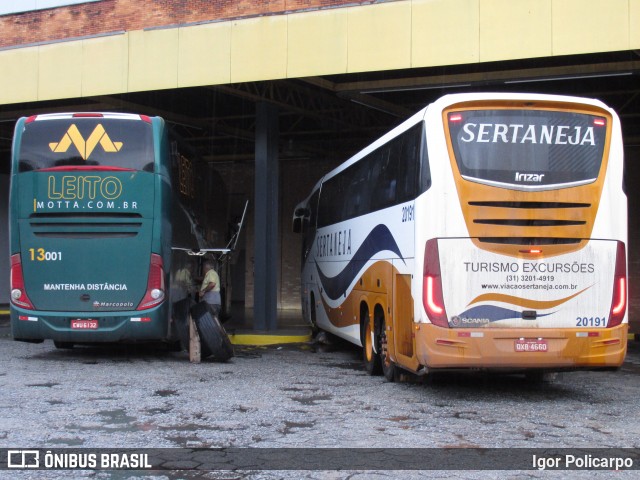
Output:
[[402, 205, 414, 222], [575, 317, 606, 327]]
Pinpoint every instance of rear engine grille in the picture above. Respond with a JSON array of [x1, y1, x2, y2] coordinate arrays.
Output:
[[478, 237, 582, 245], [473, 219, 586, 227], [467, 201, 591, 248], [468, 201, 591, 209], [28, 213, 142, 239]]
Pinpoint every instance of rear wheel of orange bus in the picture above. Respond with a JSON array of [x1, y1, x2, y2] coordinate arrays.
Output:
[[380, 314, 397, 382], [362, 305, 381, 375]]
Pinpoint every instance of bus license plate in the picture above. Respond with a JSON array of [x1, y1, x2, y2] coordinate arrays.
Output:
[[71, 319, 98, 330], [514, 339, 548, 352]]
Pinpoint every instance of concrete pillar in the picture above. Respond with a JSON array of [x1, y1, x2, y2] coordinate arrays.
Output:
[[253, 102, 279, 330]]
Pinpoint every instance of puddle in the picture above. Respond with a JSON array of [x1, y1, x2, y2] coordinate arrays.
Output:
[[164, 435, 208, 447], [282, 386, 319, 393], [48, 437, 85, 446], [290, 394, 332, 406], [451, 411, 478, 420], [158, 423, 220, 432], [281, 420, 315, 435], [98, 408, 137, 425], [386, 416, 415, 422], [144, 407, 174, 415], [154, 389, 179, 397], [67, 423, 137, 434]]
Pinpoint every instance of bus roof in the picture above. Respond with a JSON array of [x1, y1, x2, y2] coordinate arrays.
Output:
[[24, 112, 153, 123]]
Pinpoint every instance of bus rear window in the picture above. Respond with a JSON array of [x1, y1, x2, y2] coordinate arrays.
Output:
[[447, 109, 607, 189], [18, 118, 155, 172]]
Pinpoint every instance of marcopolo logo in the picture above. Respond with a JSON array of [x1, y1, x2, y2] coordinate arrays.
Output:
[[49, 124, 123, 160]]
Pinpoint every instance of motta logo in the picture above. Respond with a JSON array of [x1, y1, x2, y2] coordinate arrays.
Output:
[[49, 124, 123, 160]]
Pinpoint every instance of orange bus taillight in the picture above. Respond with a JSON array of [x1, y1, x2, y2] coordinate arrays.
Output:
[[137, 254, 165, 310], [10, 254, 34, 310], [423, 239, 448, 328], [608, 241, 627, 327]]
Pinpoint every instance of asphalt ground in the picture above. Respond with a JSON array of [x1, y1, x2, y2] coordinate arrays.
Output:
[[0, 314, 639, 479]]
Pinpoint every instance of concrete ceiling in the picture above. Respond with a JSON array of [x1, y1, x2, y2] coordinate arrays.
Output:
[[1, 50, 640, 175]]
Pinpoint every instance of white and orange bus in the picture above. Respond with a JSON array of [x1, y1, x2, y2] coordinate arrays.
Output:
[[293, 92, 627, 381]]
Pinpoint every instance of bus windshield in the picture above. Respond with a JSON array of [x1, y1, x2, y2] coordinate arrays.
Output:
[[447, 109, 607, 188], [18, 117, 155, 172]]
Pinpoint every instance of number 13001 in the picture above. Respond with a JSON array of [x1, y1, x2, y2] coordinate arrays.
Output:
[[29, 248, 62, 261]]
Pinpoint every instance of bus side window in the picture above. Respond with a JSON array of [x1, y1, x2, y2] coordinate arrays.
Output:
[[370, 147, 393, 211], [419, 128, 431, 193], [396, 123, 422, 202], [318, 175, 341, 227], [346, 157, 373, 219]]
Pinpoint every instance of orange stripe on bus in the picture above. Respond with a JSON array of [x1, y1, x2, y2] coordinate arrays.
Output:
[[467, 285, 591, 310]]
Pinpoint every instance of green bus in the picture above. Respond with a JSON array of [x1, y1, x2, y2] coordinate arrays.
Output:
[[9, 112, 226, 347]]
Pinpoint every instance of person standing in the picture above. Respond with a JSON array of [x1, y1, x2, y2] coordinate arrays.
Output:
[[199, 260, 222, 316]]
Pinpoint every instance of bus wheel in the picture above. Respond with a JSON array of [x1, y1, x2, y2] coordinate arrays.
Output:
[[172, 298, 194, 352], [53, 341, 74, 350], [309, 292, 318, 331], [380, 318, 396, 382], [362, 313, 381, 375], [191, 302, 234, 362]]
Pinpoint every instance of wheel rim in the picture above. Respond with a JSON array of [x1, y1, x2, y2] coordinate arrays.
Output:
[[364, 321, 373, 362]]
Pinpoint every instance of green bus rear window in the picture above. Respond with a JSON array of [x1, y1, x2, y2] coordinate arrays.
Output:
[[18, 118, 155, 172]]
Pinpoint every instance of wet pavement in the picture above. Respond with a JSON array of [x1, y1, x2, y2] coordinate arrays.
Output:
[[1, 317, 639, 479]]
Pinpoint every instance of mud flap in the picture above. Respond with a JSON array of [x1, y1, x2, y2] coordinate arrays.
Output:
[[190, 302, 234, 362], [172, 298, 194, 352]]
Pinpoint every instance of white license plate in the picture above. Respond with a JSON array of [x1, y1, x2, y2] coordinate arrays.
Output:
[[514, 339, 548, 352], [71, 319, 98, 330]]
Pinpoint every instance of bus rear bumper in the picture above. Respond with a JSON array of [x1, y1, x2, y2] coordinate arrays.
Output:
[[414, 323, 628, 371], [10, 304, 170, 343]]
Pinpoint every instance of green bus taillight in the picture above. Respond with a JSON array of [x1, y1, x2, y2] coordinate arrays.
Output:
[[136, 254, 165, 310], [10, 254, 35, 310]]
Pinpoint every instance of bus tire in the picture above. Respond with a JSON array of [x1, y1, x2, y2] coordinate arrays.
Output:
[[380, 315, 396, 382], [53, 341, 74, 349], [191, 302, 234, 362], [309, 292, 318, 331], [362, 306, 381, 375], [172, 298, 194, 352]]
